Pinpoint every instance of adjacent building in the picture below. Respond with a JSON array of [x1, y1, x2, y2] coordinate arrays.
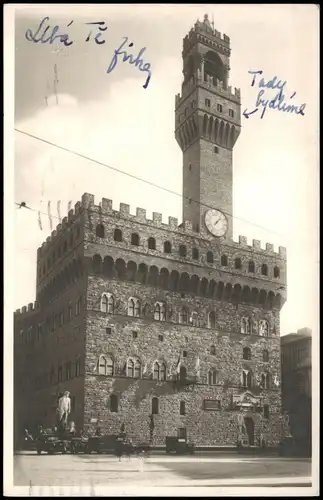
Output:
[[281, 328, 312, 454], [14, 14, 287, 448]]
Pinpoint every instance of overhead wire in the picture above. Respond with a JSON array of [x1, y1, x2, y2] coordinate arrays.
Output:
[[14, 128, 285, 238]]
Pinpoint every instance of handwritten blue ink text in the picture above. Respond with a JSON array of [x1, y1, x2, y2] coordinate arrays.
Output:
[[25, 17, 74, 46], [244, 70, 306, 119], [107, 36, 152, 89], [85, 21, 107, 44]]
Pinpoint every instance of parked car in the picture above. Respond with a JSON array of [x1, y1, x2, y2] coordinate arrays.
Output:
[[87, 434, 119, 454], [165, 436, 195, 455], [36, 433, 70, 455]]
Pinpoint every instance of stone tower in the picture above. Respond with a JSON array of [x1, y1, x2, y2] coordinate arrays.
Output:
[[175, 14, 241, 239]]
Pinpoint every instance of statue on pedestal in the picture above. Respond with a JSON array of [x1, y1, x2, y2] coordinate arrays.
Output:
[[57, 391, 71, 428], [237, 412, 248, 446]]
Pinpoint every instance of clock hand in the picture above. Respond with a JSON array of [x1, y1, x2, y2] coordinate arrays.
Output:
[[212, 217, 221, 226]]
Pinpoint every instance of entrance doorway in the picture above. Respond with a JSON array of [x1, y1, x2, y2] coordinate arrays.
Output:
[[244, 417, 255, 445]]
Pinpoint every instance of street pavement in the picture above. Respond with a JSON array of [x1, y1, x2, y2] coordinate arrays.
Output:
[[13, 452, 312, 494]]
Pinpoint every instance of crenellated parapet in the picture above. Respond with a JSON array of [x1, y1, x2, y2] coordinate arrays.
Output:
[[175, 72, 240, 109], [234, 235, 286, 259], [81, 193, 286, 260], [183, 19, 231, 58], [37, 201, 84, 257], [14, 301, 39, 316], [35, 193, 286, 265]]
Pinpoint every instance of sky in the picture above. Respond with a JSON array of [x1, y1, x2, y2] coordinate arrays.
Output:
[[11, 4, 319, 336]]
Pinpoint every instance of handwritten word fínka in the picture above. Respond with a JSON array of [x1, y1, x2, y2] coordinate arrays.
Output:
[[245, 70, 306, 119], [107, 37, 152, 89], [25, 17, 74, 46]]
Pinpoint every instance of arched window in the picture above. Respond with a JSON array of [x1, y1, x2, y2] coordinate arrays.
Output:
[[96, 224, 105, 238], [207, 251, 214, 263], [180, 401, 186, 415], [235, 258, 242, 269], [179, 307, 188, 324], [179, 245, 187, 257], [153, 361, 166, 381], [131, 233, 140, 246], [114, 229, 122, 242], [208, 369, 217, 385], [92, 254, 102, 273], [153, 362, 159, 380], [148, 237, 156, 250], [110, 394, 118, 412], [221, 255, 228, 266], [152, 397, 159, 415], [127, 359, 134, 378], [160, 362, 166, 381], [190, 311, 199, 327], [263, 350, 269, 362], [192, 248, 199, 260], [242, 370, 252, 388], [101, 293, 114, 314], [210, 345, 216, 355], [164, 241, 172, 254], [106, 356, 114, 376], [243, 347, 251, 360], [259, 320, 269, 337], [154, 303, 160, 320], [261, 263, 268, 276], [248, 261, 255, 273], [154, 302, 166, 321], [274, 266, 280, 278], [241, 317, 251, 334], [65, 361, 72, 380], [134, 359, 141, 378], [208, 311, 216, 328], [75, 358, 81, 377], [128, 298, 141, 317], [261, 372, 270, 389], [98, 355, 114, 376]]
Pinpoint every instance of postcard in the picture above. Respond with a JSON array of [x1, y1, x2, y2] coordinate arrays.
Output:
[[4, 4, 319, 497]]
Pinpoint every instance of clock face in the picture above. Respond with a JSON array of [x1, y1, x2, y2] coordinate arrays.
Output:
[[205, 209, 228, 237]]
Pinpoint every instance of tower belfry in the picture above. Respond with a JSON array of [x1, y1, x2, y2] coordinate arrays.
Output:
[[175, 14, 241, 240]]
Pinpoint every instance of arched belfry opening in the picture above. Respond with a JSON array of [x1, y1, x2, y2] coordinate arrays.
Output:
[[204, 51, 227, 86], [183, 55, 195, 83]]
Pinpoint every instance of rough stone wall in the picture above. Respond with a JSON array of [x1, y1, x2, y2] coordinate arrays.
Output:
[[83, 275, 282, 446], [199, 138, 233, 237], [82, 200, 287, 292], [14, 275, 88, 432]]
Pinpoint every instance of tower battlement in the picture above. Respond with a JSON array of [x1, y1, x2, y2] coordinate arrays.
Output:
[[14, 301, 39, 315], [182, 16, 231, 58], [185, 17, 230, 44], [37, 193, 286, 260], [37, 201, 84, 258], [175, 72, 240, 108]]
